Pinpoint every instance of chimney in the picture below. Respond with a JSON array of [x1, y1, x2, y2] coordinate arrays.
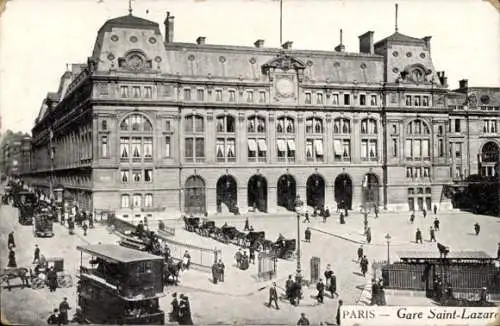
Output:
[[164, 11, 175, 43], [282, 41, 293, 50], [196, 36, 206, 45], [359, 31, 374, 54], [422, 36, 431, 52], [459, 79, 468, 89], [335, 29, 345, 52], [254, 39, 265, 48]]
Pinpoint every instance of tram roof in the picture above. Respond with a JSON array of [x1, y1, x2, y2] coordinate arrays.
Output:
[[397, 251, 494, 260], [77, 244, 163, 264]]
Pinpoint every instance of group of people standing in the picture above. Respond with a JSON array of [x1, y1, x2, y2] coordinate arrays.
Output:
[[170, 292, 193, 325], [46, 297, 72, 325], [211, 259, 225, 284]]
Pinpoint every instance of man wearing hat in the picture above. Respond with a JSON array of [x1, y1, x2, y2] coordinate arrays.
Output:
[[179, 294, 193, 325], [59, 297, 71, 324], [33, 244, 40, 264], [268, 282, 279, 310], [47, 266, 58, 292], [47, 309, 60, 325], [170, 292, 180, 322]]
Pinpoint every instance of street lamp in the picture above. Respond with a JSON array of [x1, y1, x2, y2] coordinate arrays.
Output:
[[294, 197, 303, 284], [385, 233, 392, 264]]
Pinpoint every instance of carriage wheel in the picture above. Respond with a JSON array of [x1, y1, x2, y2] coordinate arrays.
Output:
[[32, 277, 44, 289]]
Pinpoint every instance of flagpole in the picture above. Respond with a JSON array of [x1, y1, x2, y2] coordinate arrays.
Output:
[[280, 0, 283, 46]]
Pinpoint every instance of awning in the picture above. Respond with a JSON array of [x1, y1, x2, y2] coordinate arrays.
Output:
[[314, 139, 323, 156], [257, 139, 268, 151], [287, 139, 296, 151], [277, 139, 286, 151], [333, 140, 342, 154], [248, 139, 257, 151]]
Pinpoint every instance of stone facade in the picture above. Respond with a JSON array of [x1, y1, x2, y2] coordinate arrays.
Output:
[[23, 12, 500, 216]]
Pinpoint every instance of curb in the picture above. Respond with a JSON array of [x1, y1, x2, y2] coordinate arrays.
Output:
[[311, 227, 365, 245]]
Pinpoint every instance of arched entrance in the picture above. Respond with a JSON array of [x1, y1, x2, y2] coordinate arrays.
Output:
[[184, 176, 206, 215], [334, 174, 353, 210], [306, 174, 325, 208], [480, 141, 499, 177], [277, 174, 297, 211], [216, 175, 237, 213], [362, 173, 379, 208], [248, 175, 267, 212]]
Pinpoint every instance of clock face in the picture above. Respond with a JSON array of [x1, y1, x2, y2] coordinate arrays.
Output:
[[276, 78, 294, 96]]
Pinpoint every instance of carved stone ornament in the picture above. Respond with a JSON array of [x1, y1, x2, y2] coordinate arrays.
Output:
[[275, 75, 295, 98], [466, 94, 477, 108], [238, 113, 246, 122], [262, 52, 305, 82]]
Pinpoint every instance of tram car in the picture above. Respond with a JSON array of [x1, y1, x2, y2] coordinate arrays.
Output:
[[183, 216, 200, 232], [17, 191, 37, 225], [77, 244, 165, 324]]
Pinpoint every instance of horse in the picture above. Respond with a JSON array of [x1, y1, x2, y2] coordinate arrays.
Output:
[[164, 260, 182, 286], [0, 268, 30, 291]]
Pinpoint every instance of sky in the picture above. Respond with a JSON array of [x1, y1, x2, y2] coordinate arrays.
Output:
[[0, 0, 499, 134]]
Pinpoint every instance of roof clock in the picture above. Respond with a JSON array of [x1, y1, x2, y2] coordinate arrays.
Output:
[[276, 76, 294, 98]]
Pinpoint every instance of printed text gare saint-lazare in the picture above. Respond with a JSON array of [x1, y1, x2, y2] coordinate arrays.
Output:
[[343, 308, 497, 320]]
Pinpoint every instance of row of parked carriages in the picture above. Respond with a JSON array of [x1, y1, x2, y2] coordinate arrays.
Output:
[[183, 216, 296, 260]]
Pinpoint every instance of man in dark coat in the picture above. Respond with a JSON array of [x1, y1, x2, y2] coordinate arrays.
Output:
[[429, 227, 436, 242], [360, 256, 368, 277], [409, 212, 415, 224], [268, 282, 279, 309], [303, 212, 310, 223], [422, 209, 427, 218], [357, 245, 364, 263], [433, 204, 438, 215], [316, 279, 325, 303], [474, 222, 480, 235], [178, 295, 193, 325], [217, 259, 225, 282], [244, 217, 250, 231], [47, 309, 60, 325], [330, 271, 338, 298], [297, 313, 310, 325], [249, 246, 256, 264], [234, 249, 242, 268], [365, 227, 372, 244], [8, 231, 15, 248], [211, 262, 218, 284], [33, 244, 40, 263], [170, 293, 180, 322], [415, 228, 423, 244], [340, 212, 345, 224], [305, 227, 311, 242], [285, 275, 294, 299], [59, 297, 71, 325], [7, 248, 17, 268], [47, 267, 58, 292], [336, 300, 343, 325], [433, 217, 440, 231]]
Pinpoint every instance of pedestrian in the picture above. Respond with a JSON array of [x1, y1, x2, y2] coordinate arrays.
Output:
[[268, 282, 279, 310], [88, 213, 94, 229], [297, 313, 310, 325], [285, 275, 294, 300], [59, 297, 71, 325], [360, 256, 368, 277], [365, 227, 372, 244], [182, 250, 191, 269], [422, 208, 427, 218], [68, 219, 75, 235], [433, 204, 438, 215], [325, 207, 330, 218], [7, 248, 17, 268], [339, 212, 345, 224], [305, 227, 311, 243], [416, 228, 423, 244], [344, 206, 349, 217], [82, 221, 88, 236], [136, 220, 145, 237], [178, 294, 193, 325], [235, 248, 242, 268], [47, 309, 60, 325], [316, 278, 325, 303], [474, 222, 480, 235], [170, 292, 180, 322], [47, 266, 58, 292], [433, 217, 440, 231], [33, 244, 40, 263], [429, 226, 436, 242], [409, 212, 415, 224], [211, 262, 218, 284], [249, 246, 256, 264], [240, 251, 249, 270], [357, 245, 364, 263], [374, 206, 379, 218], [244, 217, 250, 231], [303, 212, 310, 223], [336, 300, 343, 325], [371, 278, 379, 306], [217, 259, 225, 282], [322, 211, 327, 223], [324, 264, 333, 294], [8, 231, 15, 248]]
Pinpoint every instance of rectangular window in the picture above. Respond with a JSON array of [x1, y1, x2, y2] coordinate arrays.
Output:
[[392, 124, 397, 134], [185, 138, 193, 158], [368, 140, 377, 159], [423, 167, 430, 178], [133, 86, 141, 98], [131, 137, 141, 158], [332, 94, 339, 105], [455, 167, 461, 179], [305, 93, 311, 104], [314, 139, 324, 160], [277, 139, 287, 159], [360, 94, 366, 106], [392, 138, 398, 157], [120, 137, 129, 159], [121, 170, 129, 183], [165, 136, 171, 157], [165, 120, 171, 131], [405, 139, 412, 159], [343, 93, 350, 105], [144, 86, 152, 98], [259, 91, 266, 103], [455, 143, 462, 158], [144, 169, 153, 183], [143, 138, 153, 158], [144, 194, 153, 207], [100, 136, 108, 158], [316, 93, 323, 104], [229, 90, 236, 102], [414, 96, 421, 106], [120, 86, 129, 98], [414, 139, 421, 158], [215, 89, 222, 101], [247, 90, 254, 103], [121, 195, 130, 208], [195, 138, 205, 159], [361, 140, 368, 160], [370, 95, 377, 106], [132, 170, 141, 183], [422, 139, 430, 158], [257, 139, 267, 159], [415, 167, 421, 178], [226, 138, 236, 161], [197, 89, 204, 101], [184, 88, 191, 101], [406, 167, 412, 178], [306, 140, 314, 161], [248, 139, 257, 159], [405, 95, 411, 106], [422, 96, 429, 106], [438, 139, 444, 157], [454, 119, 461, 132], [132, 194, 142, 208], [195, 116, 204, 132]]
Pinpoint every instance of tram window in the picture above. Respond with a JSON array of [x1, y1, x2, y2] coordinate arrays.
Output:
[[136, 261, 152, 274]]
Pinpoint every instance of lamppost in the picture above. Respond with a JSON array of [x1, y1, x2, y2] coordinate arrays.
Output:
[[385, 233, 392, 264], [294, 196, 303, 284], [362, 176, 369, 233]]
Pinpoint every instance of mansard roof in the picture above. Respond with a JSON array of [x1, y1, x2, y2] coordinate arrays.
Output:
[[375, 32, 425, 47], [99, 14, 161, 34]]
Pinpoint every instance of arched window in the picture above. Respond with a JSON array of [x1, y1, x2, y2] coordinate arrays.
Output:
[[121, 194, 130, 208], [360, 118, 377, 134], [184, 114, 205, 163], [306, 117, 323, 134], [276, 116, 296, 162], [333, 118, 351, 161], [119, 114, 153, 163], [216, 115, 236, 162], [333, 118, 351, 134], [248, 115, 266, 133], [405, 119, 431, 161], [144, 193, 153, 207], [248, 115, 267, 162]]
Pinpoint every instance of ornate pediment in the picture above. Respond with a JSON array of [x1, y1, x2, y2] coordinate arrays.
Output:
[[262, 52, 306, 82], [118, 50, 153, 72], [397, 64, 433, 84]]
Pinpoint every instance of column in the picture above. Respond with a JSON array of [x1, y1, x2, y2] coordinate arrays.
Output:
[[325, 114, 333, 163], [297, 113, 305, 163], [352, 117, 361, 164], [267, 186, 277, 213], [237, 185, 248, 213], [268, 113, 276, 163], [206, 112, 215, 164], [238, 112, 247, 164]]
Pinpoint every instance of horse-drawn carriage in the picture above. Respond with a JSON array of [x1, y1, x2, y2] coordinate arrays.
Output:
[[183, 216, 200, 232], [196, 219, 216, 237], [271, 236, 296, 259], [239, 231, 266, 250]]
